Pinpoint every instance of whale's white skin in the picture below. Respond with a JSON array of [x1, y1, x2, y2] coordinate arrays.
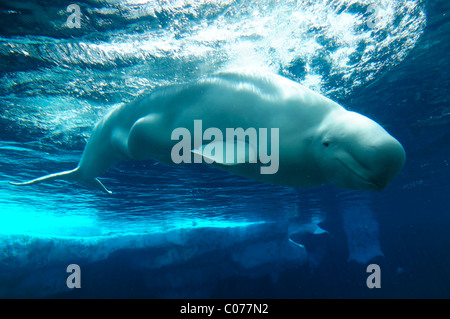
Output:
[[10, 71, 406, 193]]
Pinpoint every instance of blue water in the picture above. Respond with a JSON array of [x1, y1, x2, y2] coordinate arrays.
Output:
[[0, 0, 449, 298]]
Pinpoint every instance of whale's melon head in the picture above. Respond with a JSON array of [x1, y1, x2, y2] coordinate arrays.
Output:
[[314, 110, 406, 191]]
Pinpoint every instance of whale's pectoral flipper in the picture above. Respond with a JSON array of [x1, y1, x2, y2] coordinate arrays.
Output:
[[9, 168, 112, 194], [191, 140, 257, 165]]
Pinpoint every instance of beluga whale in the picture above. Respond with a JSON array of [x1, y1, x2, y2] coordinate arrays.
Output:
[[10, 71, 406, 194]]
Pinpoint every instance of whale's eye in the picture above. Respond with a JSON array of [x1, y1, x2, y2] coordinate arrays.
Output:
[[323, 142, 330, 147]]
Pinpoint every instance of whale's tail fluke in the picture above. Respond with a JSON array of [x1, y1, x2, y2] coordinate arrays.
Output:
[[9, 168, 112, 194]]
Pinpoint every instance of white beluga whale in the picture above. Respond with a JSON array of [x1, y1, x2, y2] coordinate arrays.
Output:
[[10, 71, 406, 193]]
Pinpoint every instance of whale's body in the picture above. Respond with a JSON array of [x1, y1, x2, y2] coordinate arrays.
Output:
[[10, 71, 406, 193]]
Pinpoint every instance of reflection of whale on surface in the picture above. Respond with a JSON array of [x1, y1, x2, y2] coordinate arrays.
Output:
[[10, 71, 406, 193], [288, 218, 330, 268]]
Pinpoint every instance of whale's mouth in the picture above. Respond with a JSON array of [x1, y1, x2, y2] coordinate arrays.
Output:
[[337, 158, 384, 191]]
